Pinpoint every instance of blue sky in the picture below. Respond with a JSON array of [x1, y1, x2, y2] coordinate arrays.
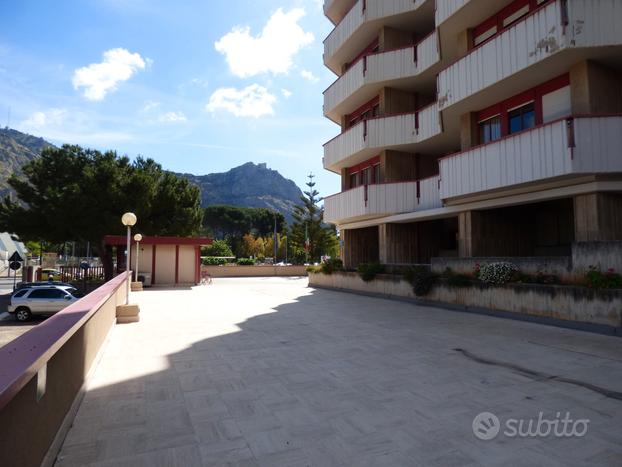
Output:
[[0, 0, 341, 196]]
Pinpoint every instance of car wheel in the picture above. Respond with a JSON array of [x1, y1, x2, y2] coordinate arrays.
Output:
[[15, 307, 32, 322]]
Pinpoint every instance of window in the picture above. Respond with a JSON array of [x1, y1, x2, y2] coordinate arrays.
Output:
[[479, 116, 502, 144], [350, 173, 358, 188], [373, 164, 380, 184], [508, 102, 535, 134], [360, 167, 371, 186], [12, 289, 28, 298], [28, 288, 66, 299]]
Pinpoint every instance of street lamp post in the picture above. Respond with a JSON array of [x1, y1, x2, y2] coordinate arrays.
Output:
[[133, 233, 143, 282], [121, 212, 137, 304]]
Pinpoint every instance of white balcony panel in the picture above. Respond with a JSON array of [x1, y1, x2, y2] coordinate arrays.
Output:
[[325, 31, 439, 117], [439, 116, 622, 200], [325, 0, 425, 66], [435, 0, 469, 26], [419, 176, 443, 209], [324, 180, 441, 224], [567, 0, 622, 48], [324, 103, 441, 170], [437, 0, 564, 111], [573, 117, 622, 173]]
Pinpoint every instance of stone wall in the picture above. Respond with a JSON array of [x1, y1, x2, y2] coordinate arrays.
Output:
[[308, 272, 622, 330], [203, 265, 308, 278], [431, 256, 573, 280], [572, 242, 622, 275]]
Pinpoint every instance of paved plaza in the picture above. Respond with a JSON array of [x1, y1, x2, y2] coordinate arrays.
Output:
[[56, 277, 622, 466]]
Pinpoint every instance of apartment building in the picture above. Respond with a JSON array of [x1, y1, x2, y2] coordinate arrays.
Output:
[[322, 0, 622, 268]]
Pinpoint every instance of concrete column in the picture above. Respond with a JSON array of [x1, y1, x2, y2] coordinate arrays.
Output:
[[458, 211, 487, 257], [379, 26, 413, 51], [341, 168, 349, 191], [570, 60, 622, 114], [460, 112, 479, 151], [379, 87, 417, 116], [574, 193, 622, 241], [456, 28, 474, 57]]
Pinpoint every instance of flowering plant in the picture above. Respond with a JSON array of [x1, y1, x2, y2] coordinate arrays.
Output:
[[478, 262, 518, 285]]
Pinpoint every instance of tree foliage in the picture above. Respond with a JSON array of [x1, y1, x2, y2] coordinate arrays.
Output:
[[203, 239, 234, 257], [0, 145, 203, 277], [289, 174, 339, 263]]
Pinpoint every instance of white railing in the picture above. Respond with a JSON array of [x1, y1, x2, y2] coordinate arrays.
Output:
[[435, 0, 470, 26], [324, 178, 442, 224], [566, 0, 622, 48], [324, 102, 441, 169], [324, 31, 439, 116], [439, 116, 622, 200], [438, 0, 564, 110], [325, 0, 426, 65]]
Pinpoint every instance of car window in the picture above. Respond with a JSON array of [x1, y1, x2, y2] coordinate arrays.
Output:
[[28, 289, 64, 299], [12, 289, 29, 298]]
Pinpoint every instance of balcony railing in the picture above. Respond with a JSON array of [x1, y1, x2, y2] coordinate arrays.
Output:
[[324, 0, 357, 25], [324, 0, 426, 71], [437, 0, 564, 111], [439, 116, 622, 200], [324, 177, 442, 224], [324, 102, 441, 171], [324, 31, 439, 118]]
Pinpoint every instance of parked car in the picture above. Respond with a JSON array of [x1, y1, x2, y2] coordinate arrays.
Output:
[[8, 286, 80, 322], [40, 268, 62, 280], [17, 281, 74, 290]]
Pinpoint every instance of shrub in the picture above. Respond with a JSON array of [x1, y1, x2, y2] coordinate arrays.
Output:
[[203, 239, 233, 257], [585, 266, 622, 289], [357, 262, 385, 282], [478, 262, 518, 285], [306, 265, 322, 273], [442, 268, 472, 287], [321, 258, 343, 275], [237, 258, 256, 266], [202, 257, 229, 266], [404, 266, 437, 296]]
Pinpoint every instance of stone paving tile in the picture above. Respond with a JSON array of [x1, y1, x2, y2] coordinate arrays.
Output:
[[55, 277, 622, 466]]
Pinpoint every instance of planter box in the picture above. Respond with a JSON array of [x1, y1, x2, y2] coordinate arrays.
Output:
[[308, 272, 622, 330]]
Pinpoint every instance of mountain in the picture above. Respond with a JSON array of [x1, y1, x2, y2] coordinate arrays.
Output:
[[0, 128, 304, 222], [177, 162, 303, 223], [0, 127, 55, 197]]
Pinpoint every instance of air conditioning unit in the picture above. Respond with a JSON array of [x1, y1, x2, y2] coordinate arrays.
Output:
[[137, 272, 152, 287]]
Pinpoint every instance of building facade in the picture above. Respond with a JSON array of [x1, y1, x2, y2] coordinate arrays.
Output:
[[322, 0, 622, 268]]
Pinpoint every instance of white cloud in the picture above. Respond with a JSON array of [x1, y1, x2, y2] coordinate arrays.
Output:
[[158, 111, 187, 123], [281, 89, 293, 98], [142, 100, 160, 112], [215, 8, 314, 78], [300, 69, 319, 83], [206, 84, 276, 118], [72, 48, 149, 101], [18, 108, 132, 143], [20, 108, 67, 129]]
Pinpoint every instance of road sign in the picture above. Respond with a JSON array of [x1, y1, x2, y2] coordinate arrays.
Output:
[[9, 261, 21, 271], [9, 251, 23, 262]]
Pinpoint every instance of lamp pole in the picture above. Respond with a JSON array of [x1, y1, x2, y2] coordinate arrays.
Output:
[[134, 234, 143, 282], [121, 212, 137, 304]]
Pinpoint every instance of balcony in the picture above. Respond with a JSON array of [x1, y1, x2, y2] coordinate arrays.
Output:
[[324, 177, 442, 224], [439, 116, 622, 201], [324, 0, 430, 74], [324, 31, 439, 122], [437, 0, 622, 114], [324, 103, 442, 172], [435, 0, 470, 27], [324, 0, 357, 25]]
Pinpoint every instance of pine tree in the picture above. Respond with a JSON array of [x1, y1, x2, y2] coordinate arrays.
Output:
[[290, 174, 339, 263]]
